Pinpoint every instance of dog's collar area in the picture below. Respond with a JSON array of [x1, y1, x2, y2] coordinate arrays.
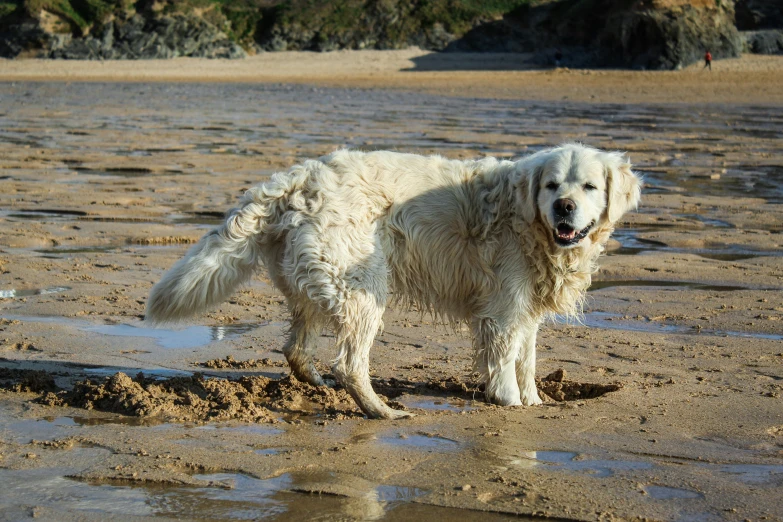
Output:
[[553, 221, 594, 246]]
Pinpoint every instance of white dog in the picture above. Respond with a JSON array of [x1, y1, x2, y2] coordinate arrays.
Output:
[[146, 143, 641, 419]]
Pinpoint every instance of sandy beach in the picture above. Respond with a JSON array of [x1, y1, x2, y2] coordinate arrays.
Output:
[[3, 50, 783, 104], [0, 51, 782, 521]]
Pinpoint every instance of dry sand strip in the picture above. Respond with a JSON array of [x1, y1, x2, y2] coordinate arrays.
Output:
[[2, 50, 783, 104]]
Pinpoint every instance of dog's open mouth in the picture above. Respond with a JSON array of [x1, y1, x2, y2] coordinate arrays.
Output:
[[553, 221, 594, 246]]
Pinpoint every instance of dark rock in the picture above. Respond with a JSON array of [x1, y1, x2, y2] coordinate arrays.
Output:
[[256, 3, 459, 52], [444, 6, 542, 53], [735, 0, 783, 30], [596, 2, 742, 70], [447, 0, 742, 70], [45, 13, 246, 60], [742, 30, 783, 54], [0, 18, 52, 58]]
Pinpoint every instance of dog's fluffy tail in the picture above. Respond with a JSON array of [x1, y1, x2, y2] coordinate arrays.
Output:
[[145, 168, 308, 324]]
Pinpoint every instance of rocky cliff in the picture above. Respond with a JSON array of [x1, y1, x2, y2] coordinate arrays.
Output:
[[0, 1, 245, 59], [735, 0, 783, 30], [735, 0, 783, 55], [0, 0, 778, 68], [255, 0, 750, 68], [253, 0, 522, 52], [590, 0, 744, 69], [48, 13, 246, 59], [448, 0, 745, 69]]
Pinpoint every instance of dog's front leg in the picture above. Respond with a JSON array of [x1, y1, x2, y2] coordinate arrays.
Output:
[[516, 322, 543, 406], [473, 318, 522, 407]]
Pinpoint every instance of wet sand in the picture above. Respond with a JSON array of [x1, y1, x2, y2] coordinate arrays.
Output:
[[2, 50, 783, 104], [0, 54, 782, 521]]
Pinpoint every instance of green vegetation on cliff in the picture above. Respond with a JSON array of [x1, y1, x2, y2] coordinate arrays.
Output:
[[1, 0, 533, 45], [0, 0, 130, 31], [270, 0, 531, 36], [0, 0, 757, 67], [256, 0, 534, 51]]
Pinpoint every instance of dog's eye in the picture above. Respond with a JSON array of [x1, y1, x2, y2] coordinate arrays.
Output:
[[545, 182, 559, 190], [584, 183, 597, 191]]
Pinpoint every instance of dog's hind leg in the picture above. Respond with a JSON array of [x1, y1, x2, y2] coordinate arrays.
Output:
[[286, 221, 409, 419], [283, 308, 326, 386], [516, 322, 543, 406], [332, 289, 413, 420], [473, 318, 523, 407]]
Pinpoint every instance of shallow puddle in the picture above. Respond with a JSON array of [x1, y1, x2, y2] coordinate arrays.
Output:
[[676, 214, 735, 229], [2, 412, 285, 444], [2, 314, 280, 350], [512, 450, 653, 478], [581, 311, 783, 341], [375, 484, 429, 503], [588, 280, 750, 293], [74, 167, 157, 177], [0, 465, 512, 521], [644, 485, 704, 500], [0, 469, 285, 519], [398, 394, 475, 412], [88, 321, 268, 349], [34, 245, 121, 256], [378, 432, 459, 451], [512, 449, 783, 489], [1, 209, 88, 220], [607, 228, 778, 261], [170, 211, 225, 227], [641, 166, 783, 205], [2, 414, 177, 442], [608, 228, 668, 256], [0, 286, 72, 299], [82, 367, 192, 379], [718, 464, 783, 484], [4, 416, 82, 443]]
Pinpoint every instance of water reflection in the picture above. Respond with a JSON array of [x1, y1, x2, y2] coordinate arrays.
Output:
[[88, 322, 267, 349]]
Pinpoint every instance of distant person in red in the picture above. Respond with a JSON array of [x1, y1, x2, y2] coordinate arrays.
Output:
[[704, 50, 712, 71]]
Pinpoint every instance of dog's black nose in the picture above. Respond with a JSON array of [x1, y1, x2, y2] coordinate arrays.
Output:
[[553, 198, 576, 217]]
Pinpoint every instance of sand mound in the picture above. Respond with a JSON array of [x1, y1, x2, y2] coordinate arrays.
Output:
[[0, 368, 57, 393], [15, 367, 620, 422], [197, 355, 286, 369], [38, 372, 359, 422]]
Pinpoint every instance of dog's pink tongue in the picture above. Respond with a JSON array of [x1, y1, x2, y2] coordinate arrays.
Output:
[[557, 225, 576, 240]]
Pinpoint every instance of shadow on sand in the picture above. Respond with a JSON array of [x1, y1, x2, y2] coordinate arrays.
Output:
[[402, 51, 545, 72]]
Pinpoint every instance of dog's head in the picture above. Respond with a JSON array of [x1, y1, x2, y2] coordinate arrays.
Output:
[[516, 144, 641, 248]]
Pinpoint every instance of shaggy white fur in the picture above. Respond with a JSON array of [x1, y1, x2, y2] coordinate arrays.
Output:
[[146, 143, 641, 419]]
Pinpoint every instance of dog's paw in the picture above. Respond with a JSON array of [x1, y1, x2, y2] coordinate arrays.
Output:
[[520, 386, 543, 406], [486, 381, 523, 407], [373, 407, 416, 420], [486, 390, 523, 407], [388, 409, 416, 420]]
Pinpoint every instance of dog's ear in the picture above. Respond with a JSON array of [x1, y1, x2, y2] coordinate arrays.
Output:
[[516, 154, 547, 223], [605, 153, 641, 223]]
